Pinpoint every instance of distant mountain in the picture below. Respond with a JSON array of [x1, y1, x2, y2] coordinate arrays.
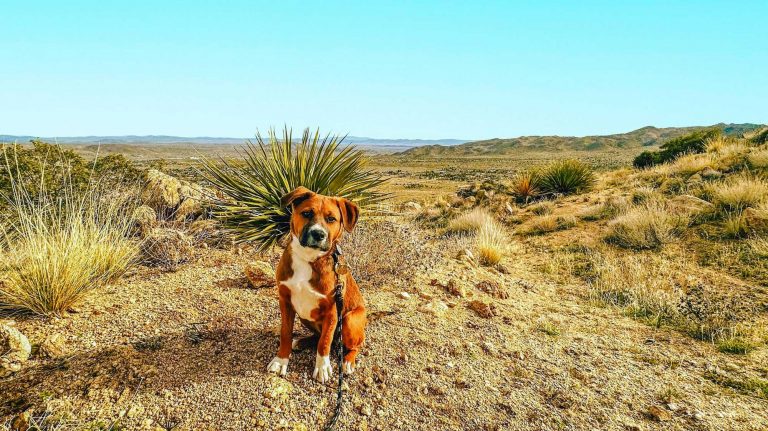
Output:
[[398, 123, 764, 157], [0, 134, 468, 149]]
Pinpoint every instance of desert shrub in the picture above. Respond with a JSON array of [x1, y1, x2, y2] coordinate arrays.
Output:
[[707, 175, 768, 213], [750, 128, 768, 145], [605, 202, 687, 250], [201, 127, 387, 250], [539, 159, 595, 195], [476, 221, 507, 266], [0, 141, 141, 206], [510, 171, 541, 203], [140, 228, 194, 271], [446, 207, 494, 235], [633, 128, 722, 168], [528, 200, 554, 215], [344, 220, 435, 286], [0, 179, 138, 315]]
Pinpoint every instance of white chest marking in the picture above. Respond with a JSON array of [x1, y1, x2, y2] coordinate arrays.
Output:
[[281, 236, 327, 321]]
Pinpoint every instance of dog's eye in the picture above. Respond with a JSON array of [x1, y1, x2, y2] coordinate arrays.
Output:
[[326, 216, 337, 223], [301, 210, 312, 218]]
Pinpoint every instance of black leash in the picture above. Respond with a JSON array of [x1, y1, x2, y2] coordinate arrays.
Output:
[[322, 244, 347, 431]]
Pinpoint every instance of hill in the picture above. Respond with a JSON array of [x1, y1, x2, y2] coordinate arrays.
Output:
[[398, 123, 763, 157]]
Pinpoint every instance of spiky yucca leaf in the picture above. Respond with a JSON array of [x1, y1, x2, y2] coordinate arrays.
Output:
[[201, 127, 388, 250]]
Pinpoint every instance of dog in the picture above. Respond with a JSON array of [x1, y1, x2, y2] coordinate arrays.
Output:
[[267, 186, 367, 383]]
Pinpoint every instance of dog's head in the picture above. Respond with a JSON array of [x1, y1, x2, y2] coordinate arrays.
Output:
[[281, 186, 359, 253]]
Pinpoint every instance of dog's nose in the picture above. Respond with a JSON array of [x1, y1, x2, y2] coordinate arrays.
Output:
[[310, 229, 327, 242]]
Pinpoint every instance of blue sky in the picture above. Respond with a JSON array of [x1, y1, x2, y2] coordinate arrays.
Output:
[[1, 1, 766, 139]]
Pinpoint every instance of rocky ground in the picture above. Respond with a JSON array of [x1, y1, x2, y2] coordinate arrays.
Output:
[[1, 212, 768, 431]]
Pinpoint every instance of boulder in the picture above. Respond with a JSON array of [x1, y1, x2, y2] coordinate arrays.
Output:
[[174, 181, 210, 221], [467, 300, 496, 319], [244, 261, 276, 288], [131, 205, 157, 235], [188, 219, 232, 248], [141, 169, 182, 217], [666, 195, 714, 215], [0, 324, 31, 377], [39, 333, 67, 359]]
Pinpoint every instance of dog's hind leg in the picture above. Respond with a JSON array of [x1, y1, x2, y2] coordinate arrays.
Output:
[[341, 307, 367, 375]]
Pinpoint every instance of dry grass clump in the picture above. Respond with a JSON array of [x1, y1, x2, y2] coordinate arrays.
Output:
[[446, 207, 494, 235], [0, 188, 138, 315], [475, 221, 508, 266], [525, 214, 577, 235], [605, 202, 687, 250], [631, 186, 661, 204], [707, 175, 768, 212], [747, 236, 768, 258], [747, 147, 768, 170], [722, 212, 750, 238], [668, 153, 714, 177], [528, 200, 554, 215], [586, 251, 680, 324]]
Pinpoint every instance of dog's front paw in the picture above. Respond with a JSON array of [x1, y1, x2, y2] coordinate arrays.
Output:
[[343, 361, 355, 375], [267, 357, 289, 376], [312, 354, 333, 383]]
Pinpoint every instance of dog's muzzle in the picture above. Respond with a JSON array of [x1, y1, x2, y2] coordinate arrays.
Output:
[[300, 223, 330, 251]]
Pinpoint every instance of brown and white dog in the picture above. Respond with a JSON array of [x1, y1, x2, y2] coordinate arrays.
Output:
[[267, 187, 367, 383]]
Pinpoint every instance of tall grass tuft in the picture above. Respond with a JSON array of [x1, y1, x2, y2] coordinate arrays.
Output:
[[707, 175, 768, 212], [510, 171, 541, 203], [476, 221, 508, 266], [605, 202, 687, 250], [0, 156, 138, 315], [539, 159, 595, 195], [201, 127, 387, 250], [446, 208, 494, 235]]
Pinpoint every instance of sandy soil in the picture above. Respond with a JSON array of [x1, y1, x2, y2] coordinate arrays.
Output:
[[2, 217, 768, 431]]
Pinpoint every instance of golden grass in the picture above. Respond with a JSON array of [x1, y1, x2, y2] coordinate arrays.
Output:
[[668, 153, 715, 177], [707, 175, 768, 212], [528, 200, 554, 215], [722, 212, 749, 238], [747, 147, 768, 170], [476, 221, 507, 266], [446, 207, 494, 234], [525, 214, 577, 235], [747, 236, 768, 258], [0, 185, 138, 315], [605, 202, 687, 250]]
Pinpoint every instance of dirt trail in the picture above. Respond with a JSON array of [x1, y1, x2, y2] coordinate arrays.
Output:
[[2, 222, 768, 431]]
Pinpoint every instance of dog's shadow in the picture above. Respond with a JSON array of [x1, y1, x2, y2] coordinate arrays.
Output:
[[0, 317, 324, 418]]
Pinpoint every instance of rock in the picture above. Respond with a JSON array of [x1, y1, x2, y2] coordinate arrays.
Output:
[[419, 300, 449, 316], [700, 167, 722, 179], [467, 300, 496, 319], [141, 169, 182, 218], [189, 219, 231, 248], [359, 403, 373, 416], [481, 342, 497, 355], [403, 201, 422, 212], [443, 280, 465, 297], [647, 405, 672, 422], [0, 324, 31, 377], [174, 181, 210, 221], [743, 207, 768, 231], [244, 261, 276, 288], [39, 333, 67, 359], [456, 249, 475, 262], [131, 205, 157, 235], [666, 195, 714, 215], [11, 410, 31, 431], [505, 202, 515, 215], [693, 411, 705, 421], [140, 228, 194, 270], [399, 292, 411, 299], [475, 280, 509, 299], [666, 402, 680, 412]]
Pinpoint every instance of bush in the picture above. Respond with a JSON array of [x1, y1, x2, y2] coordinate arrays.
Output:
[[539, 160, 595, 195], [750, 128, 768, 145], [0, 176, 138, 315], [605, 202, 687, 250], [633, 128, 722, 168], [201, 127, 387, 250], [510, 171, 541, 203]]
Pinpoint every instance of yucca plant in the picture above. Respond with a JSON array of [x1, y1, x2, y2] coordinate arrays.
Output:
[[539, 159, 596, 195], [510, 170, 541, 203], [201, 127, 388, 250]]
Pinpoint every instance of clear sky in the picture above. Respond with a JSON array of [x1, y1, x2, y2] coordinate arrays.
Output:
[[2, 1, 766, 140]]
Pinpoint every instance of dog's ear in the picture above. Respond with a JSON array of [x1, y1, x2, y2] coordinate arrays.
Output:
[[336, 198, 359, 233], [281, 186, 315, 209]]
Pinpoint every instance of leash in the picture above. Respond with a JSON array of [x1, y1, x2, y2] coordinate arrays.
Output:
[[322, 244, 347, 431]]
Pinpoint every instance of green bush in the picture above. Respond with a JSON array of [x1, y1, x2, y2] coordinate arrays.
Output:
[[633, 129, 722, 168], [539, 159, 595, 195], [201, 127, 388, 250]]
